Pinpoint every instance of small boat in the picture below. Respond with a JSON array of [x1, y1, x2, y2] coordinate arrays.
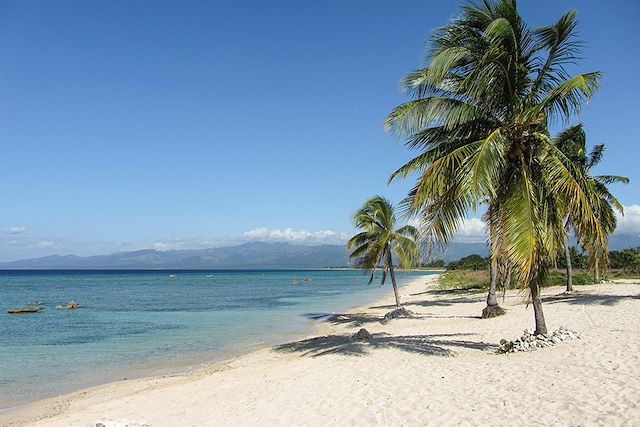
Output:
[[168, 274, 178, 279], [291, 280, 299, 286], [8, 305, 45, 314], [55, 300, 80, 310], [304, 278, 314, 282], [205, 274, 214, 278]]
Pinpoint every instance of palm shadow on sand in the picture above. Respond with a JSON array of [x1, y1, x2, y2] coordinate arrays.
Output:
[[275, 332, 498, 358], [369, 295, 485, 311], [541, 292, 640, 306], [303, 312, 384, 327]]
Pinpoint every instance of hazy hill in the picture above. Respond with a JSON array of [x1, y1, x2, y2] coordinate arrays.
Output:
[[1, 234, 636, 269], [0, 242, 350, 269]]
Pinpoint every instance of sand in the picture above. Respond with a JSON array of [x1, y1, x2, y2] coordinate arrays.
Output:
[[3, 274, 640, 426]]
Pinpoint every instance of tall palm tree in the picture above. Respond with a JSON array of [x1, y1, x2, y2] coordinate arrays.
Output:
[[348, 196, 420, 308], [385, 0, 608, 334], [555, 125, 628, 291]]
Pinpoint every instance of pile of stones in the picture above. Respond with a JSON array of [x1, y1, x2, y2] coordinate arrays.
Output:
[[382, 306, 415, 322], [500, 326, 580, 353]]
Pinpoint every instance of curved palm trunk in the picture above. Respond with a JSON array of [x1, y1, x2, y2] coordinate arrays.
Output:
[[563, 219, 573, 293], [488, 257, 498, 306], [387, 251, 401, 308], [482, 257, 505, 318], [594, 257, 600, 284], [483, 206, 505, 318], [564, 238, 573, 293], [530, 278, 547, 335], [502, 264, 512, 301]]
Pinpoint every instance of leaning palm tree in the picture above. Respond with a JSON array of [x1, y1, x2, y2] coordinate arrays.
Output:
[[348, 196, 420, 308], [555, 125, 628, 291], [385, 0, 609, 334]]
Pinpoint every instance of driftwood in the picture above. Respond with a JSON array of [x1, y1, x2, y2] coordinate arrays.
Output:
[[8, 305, 45, 314]]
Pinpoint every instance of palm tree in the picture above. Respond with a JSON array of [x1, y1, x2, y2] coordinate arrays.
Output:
[[348, 196, 420, 308], [385, 0, 608, 334], [555, 125, 628, 291], [557, 128, 628, 285]]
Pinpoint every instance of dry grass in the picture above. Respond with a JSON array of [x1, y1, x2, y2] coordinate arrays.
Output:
[[438, 268, 640, 293], [438, 270, 490, 292]]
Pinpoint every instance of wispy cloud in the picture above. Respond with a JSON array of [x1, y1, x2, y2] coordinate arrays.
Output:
[[615, 204, 640, 235], [243, 227, 349, 245], [35, 240, 59, 249], [144, 237, 230, 252], [3, 226, 27, 234]]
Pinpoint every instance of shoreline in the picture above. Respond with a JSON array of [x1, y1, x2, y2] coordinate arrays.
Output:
[[4, 274, 640, 426], [1, 274, 433, 426]]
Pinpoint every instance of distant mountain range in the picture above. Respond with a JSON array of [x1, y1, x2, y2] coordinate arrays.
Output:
[[0, 234, 636, 269], [0, 242, 349, 270]]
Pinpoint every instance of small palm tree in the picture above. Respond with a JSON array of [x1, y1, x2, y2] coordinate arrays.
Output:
[[348, 196, 420, 308], [556, 125, 628, 290]]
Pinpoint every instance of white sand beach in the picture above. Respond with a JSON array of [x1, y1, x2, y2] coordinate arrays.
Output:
[[4, 274, 640, 427]]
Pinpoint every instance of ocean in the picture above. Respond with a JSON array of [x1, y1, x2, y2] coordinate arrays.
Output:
[[0, 269, 430, 410]]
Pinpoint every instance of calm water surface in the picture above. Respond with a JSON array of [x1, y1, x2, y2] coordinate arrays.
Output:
[[0, 269, 431, 409]]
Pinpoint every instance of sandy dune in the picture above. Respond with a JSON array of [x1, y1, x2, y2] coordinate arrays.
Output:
[[4, 274, 640, 426]]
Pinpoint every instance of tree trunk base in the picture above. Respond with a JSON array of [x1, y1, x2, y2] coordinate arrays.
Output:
[[481, 304, 506, 319]]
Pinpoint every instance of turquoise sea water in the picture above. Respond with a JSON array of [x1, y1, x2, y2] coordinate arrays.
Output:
[[0, 269, 430, 409]]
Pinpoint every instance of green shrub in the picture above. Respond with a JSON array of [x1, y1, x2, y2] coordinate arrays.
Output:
[[447, 254, 490, 271], [609, 248, 640, 273]]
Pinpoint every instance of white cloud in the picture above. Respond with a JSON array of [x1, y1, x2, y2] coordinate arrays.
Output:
[[615, 205, 640, 235], [412, 203, 640, 243], [4, 226, 26, 234], [35, 240, 57, 248], [243, 227, 349, 244], [152, 242, 170, 251], [453, 217, 486, 243]]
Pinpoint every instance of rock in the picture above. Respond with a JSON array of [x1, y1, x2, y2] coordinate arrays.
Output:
[[55, 300, 80, 310], [481, 304, 506, 318], [383, 306, 415, 322], [7, 305, 45, 314], [351, 328, 372, 341]]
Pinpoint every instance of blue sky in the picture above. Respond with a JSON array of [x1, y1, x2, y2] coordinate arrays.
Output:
[[1, 0, 638, 260]]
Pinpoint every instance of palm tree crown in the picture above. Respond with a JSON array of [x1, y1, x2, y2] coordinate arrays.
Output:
[[385, 0, 609, 334]]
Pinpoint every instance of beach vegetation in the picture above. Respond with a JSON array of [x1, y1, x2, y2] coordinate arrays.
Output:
[[446, 254, 490, 271], [439, 268, 597, 293], [608, 248, 640, 273]]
